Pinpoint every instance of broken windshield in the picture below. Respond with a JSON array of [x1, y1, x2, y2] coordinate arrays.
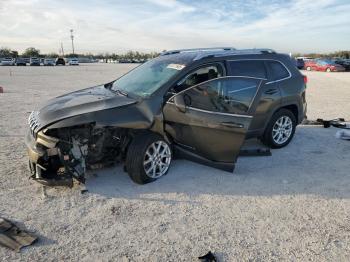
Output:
[[111, 54, 195, 97]]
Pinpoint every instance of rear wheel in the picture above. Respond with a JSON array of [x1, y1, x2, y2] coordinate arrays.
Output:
[[260, 109, 296, 149], [326, 68, 331, 72], [306, 66, 311, 71], [125, 133, 172, 184]]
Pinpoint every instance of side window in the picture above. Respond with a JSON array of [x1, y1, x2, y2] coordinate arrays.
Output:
[[173, 64, 223, 93], [267, 61, 290, 81], [228, 60, 267, 78], [181, 78, 261, 114]]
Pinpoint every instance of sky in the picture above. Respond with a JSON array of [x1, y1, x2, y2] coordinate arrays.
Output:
[[0, 0, 349, 54]]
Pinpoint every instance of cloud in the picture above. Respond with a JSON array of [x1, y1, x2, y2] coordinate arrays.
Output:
[[0, 0, 349, 54]]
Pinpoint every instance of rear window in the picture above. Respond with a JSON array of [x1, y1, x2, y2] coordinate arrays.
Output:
[[267, 61, 290, 81], [228, 60, 267, 79]]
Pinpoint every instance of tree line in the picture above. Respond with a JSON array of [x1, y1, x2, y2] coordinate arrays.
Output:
[[0, 47, 160, 60], [1, 46, 350, 60]]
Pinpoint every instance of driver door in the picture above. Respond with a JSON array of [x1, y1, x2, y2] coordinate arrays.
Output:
[[163, 76, 266, 171]]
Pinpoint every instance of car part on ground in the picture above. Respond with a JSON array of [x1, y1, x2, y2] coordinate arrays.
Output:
[[336, 129, 350, 140], [315, 118, 349, 129], [25, 48, 306, 186], [0, 218, 37, 252], [198, 251, 217, 262]]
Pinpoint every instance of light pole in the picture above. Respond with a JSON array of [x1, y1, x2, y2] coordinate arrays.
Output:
[[70, 29, 75, 55]]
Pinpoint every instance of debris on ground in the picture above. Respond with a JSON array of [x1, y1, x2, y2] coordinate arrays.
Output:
[[336, 129, 350, 140], [198, 251, 217, 262], [316, 118, 349, 129], [0, 218, 37, 252]]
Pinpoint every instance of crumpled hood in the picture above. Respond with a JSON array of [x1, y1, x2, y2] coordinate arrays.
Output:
[[31, 85, 137, 132]]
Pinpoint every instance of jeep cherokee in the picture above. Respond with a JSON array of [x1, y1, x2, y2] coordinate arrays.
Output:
[[25, 48, 307, 186]]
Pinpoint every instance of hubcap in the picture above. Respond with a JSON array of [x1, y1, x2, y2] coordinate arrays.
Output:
[[143, 141, 171, 178], [272, 116, 293, 145]]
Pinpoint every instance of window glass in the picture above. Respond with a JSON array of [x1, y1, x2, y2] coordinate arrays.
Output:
[[267, 61, 290, 81], [174, 64, 223, 93], [111, 53, 195, 97], [229, 60, 266, 78], [181, 77, 261, 114]]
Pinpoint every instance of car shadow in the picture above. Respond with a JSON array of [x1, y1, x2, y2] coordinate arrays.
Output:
[[85, 126, 350, 200]]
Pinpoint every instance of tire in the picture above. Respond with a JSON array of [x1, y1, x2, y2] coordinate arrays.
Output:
[[326, 68, 331, 72], [125, 133, 172, 184], [306, 66, 311, 71], [260, 109, 297, 149]]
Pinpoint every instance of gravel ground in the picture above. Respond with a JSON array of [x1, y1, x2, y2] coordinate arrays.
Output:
[[0, 64, 349, 261]]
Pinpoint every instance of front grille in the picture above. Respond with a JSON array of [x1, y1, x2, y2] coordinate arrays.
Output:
[[28, 111, 41, 137]]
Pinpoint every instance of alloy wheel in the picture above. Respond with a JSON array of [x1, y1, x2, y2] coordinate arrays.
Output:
[[143, 141, 171, 178], [272, 116, 293, 145]]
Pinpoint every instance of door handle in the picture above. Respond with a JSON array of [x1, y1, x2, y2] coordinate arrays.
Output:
[[264, 88, 278, 95], [221, 122, 244, 128]]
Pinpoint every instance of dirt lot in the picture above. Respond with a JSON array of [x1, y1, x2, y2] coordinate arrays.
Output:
[[0, 64, 349, 261]]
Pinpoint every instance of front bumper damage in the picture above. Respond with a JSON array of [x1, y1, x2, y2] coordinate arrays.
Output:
[[25, 130, 85, 187]]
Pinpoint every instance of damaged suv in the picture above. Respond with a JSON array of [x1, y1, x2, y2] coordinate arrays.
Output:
[[26, 48, 307, 186]]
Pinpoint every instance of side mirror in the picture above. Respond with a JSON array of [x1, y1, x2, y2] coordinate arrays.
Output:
[[174, 94, 186, 113]]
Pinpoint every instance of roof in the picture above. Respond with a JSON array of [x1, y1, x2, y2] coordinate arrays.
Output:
[[160, 47, 277, 61]]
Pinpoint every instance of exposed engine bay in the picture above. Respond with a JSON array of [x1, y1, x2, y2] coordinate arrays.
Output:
[[28, 125, 131, 187]]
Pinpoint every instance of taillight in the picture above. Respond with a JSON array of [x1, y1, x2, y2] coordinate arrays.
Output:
[[303, 75, 308, 84]]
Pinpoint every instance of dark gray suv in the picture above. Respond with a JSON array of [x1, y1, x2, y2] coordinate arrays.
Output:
[[25, 48, 307, 186]]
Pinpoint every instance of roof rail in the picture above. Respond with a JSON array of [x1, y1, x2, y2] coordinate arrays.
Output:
[[194, 48, 277, 60], [160, 47, 236, 56]]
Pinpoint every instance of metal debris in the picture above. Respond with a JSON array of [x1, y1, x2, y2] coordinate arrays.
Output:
[[198, 251, 217, 262], [0, 218, 37, 252]]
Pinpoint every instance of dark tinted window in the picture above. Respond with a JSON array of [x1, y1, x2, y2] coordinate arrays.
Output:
[[181, 77, 261, 114], [267, 61, 290, 81], [229, 60, 266, 78]]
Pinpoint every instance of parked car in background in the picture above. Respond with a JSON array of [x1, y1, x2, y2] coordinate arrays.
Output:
[[68, 58, 79, 65], [333, 58, 350, 71], [295, 58, 305, 69], [15, 57, 27, 66], [1, 57, 15, 66], [30, 57, 41, 66], [55, 57, 65, 66], [25, 48, 307, 186], [43, 58, 55, 66], [304, 59, 345, 72]]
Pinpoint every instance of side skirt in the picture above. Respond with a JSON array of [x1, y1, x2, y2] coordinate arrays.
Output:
[[173, 145, 234, 173]]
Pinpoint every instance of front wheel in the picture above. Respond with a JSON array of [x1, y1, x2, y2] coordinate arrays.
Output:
[[326, 68, 331, 72], [306, 66, 311, 71], [260, 109, 296, 149], [125, 133, 172, 184]]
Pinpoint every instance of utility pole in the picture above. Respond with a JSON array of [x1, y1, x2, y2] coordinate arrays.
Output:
[[60, 42, 65, 56], [70, 29, 75, 55]]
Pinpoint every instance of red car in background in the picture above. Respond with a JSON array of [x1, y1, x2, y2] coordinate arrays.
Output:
[[304, 59, 345, 72]]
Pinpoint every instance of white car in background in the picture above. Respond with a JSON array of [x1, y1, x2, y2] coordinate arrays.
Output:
[[1, 57, 15, 66], [68, 58, 79, 65], [43, 58, 55, 66]]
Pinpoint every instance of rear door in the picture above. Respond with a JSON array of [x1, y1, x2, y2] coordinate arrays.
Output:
[[163, 76, 266, 169], [227, 60, 282, 133]]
